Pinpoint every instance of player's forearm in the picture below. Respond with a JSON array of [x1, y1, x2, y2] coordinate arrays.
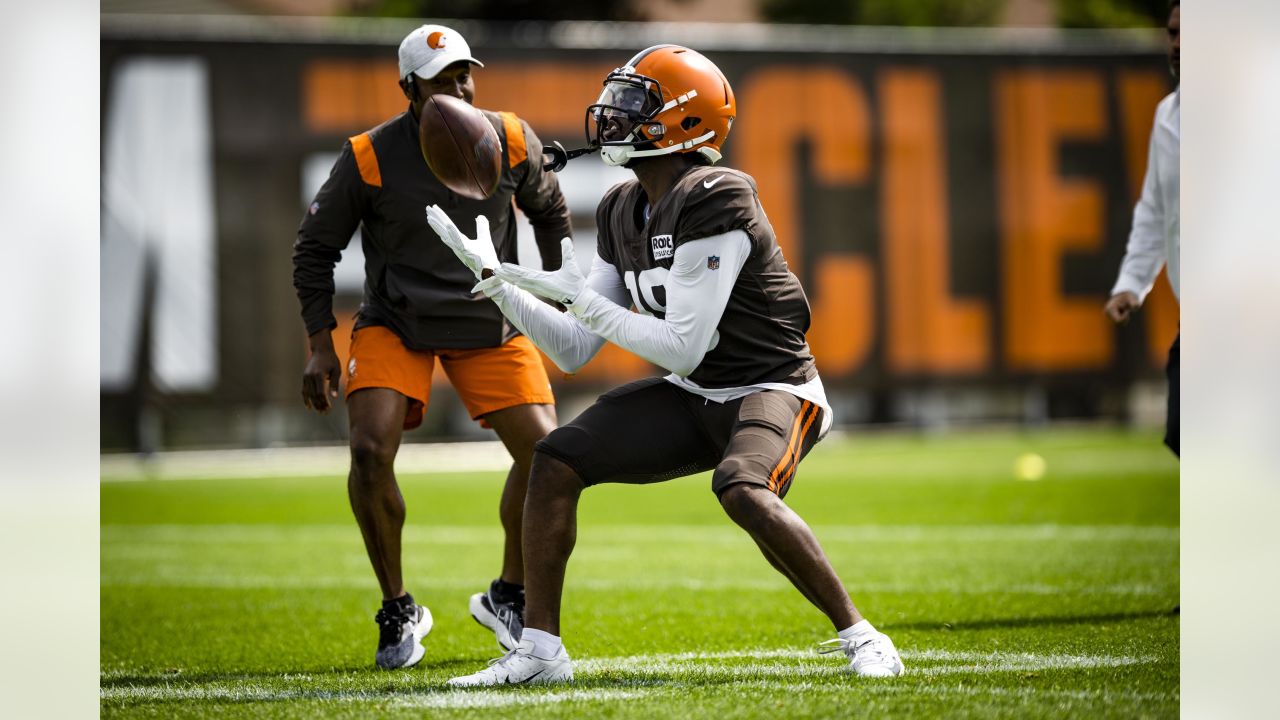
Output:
[[292, 242, 342, 335], [566, 231, 747, 376], [568, 231, 749, 375], [569, 289, 707, 377], [297, 299, 337, 336], [307, 326, 336, 353], [487, 283, 604, 372]]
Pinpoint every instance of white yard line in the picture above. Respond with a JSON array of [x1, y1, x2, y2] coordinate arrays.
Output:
[[101, 649, 1170, 706], [98, 684, 647, 707], [387, 688, 649, 709], [578, 648, 1159, 676]]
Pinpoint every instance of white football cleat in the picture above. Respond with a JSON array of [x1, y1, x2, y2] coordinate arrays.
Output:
[[819, 631, 905, 677], [446, 638, 573, 687]]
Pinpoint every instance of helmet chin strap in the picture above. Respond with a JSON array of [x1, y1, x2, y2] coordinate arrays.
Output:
[[601, 129, 717, 166], [600, 139, 633, 166]]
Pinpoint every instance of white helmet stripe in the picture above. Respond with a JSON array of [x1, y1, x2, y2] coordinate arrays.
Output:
[[657, 88, 699, 114]]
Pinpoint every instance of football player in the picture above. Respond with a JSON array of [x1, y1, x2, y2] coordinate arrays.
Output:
[[427, 44, 904, 685], [294, 25, 568, 669]]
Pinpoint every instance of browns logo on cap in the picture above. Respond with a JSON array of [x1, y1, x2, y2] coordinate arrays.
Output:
[[398, 24, 484, 81]]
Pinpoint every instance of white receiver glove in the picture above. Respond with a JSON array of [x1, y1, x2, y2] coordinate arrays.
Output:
[[494, 238, 585, 306], [425, 205, 499, 283]]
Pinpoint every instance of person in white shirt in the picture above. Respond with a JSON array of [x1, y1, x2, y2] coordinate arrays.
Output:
[[427, 44, 905, 686], [1106, 0, 1180, 456]]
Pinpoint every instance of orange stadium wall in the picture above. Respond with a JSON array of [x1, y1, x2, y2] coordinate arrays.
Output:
[[100, 31, 1177, 450]]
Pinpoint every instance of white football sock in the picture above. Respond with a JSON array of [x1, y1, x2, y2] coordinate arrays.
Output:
[[838, 620, 876, 642], [521, 628, 563, 658]]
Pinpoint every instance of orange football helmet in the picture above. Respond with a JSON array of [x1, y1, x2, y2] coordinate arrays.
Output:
[[587, 45, 736, 167]]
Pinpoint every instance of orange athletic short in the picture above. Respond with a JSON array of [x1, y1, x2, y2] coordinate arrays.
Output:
[[344, 325, 554, 430]]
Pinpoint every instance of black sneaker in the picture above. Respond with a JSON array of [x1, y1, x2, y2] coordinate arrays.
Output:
[[469, 582, 524, 651], [374, 603, 433, 669]]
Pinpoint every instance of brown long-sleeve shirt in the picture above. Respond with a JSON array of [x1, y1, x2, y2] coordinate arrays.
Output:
[[293, 106, 570, 350]]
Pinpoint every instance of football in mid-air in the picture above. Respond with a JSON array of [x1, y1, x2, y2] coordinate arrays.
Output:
[[418, 93, 502, 201]]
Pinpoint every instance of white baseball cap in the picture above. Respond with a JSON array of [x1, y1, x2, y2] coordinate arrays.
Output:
[[398, 24, 484, 81]]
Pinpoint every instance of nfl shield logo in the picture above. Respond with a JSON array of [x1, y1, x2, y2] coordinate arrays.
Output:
[[707, 255, 720, 270]]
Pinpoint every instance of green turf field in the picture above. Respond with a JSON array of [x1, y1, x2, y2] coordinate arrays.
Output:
[[101, 427, 1179, 718]]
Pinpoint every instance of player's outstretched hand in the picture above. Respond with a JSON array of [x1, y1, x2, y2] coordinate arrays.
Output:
[[1104, 291, 1140, 325], [494, 238, 584, 305], [425, 205, 498, 281]]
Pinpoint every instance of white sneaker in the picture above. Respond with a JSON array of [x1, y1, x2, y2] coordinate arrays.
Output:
[[446, 638, 573, 687], [819, 631, 905, 677], [469, 589, 523, 651]]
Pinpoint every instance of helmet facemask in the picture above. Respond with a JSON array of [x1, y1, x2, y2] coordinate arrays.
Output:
[[586, 73, 666, 167]]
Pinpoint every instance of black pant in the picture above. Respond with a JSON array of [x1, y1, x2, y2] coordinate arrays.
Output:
[[536, 378, 825, 499], [1165, 334, 1179, 457]]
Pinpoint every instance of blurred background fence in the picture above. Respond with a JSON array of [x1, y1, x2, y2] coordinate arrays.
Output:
[[100, 7, 1177, 451]]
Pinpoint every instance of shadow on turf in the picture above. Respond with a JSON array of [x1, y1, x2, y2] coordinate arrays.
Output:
[[890, 607, 1179, 632]]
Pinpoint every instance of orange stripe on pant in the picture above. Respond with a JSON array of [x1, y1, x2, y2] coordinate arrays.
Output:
[[775, 403, 821, 494], [769, 400, 813, 493]]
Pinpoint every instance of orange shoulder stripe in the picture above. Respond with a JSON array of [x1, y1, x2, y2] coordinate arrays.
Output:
[[498, 111, 526, 169], [348, 132, 382, 187]]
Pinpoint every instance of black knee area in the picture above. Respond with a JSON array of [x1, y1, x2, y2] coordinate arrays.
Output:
[[534, 427, 595, 486], [713, 456, 757, 496]]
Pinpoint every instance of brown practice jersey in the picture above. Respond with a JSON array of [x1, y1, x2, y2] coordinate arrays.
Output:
[[293, 108, 570, 350], [594, 164, 816, 389]]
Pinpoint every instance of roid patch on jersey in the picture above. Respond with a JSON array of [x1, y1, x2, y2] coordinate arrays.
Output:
[[651, 234, 674, 261]]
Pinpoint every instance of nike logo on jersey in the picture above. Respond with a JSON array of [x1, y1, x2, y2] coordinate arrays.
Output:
[[702, 175, 725, 189], [651, 234, 674, 260]]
